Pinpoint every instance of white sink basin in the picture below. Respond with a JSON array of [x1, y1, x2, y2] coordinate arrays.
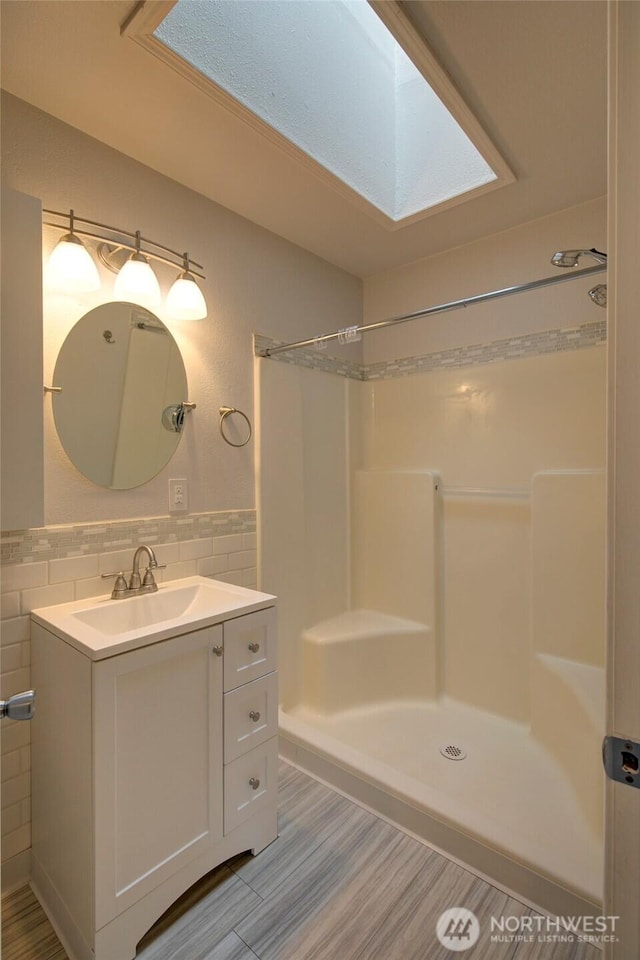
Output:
[[71, 581, 245, 636], [31, 576, 276, 660]]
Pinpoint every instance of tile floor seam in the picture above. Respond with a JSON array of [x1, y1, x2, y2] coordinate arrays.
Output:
[[234, 805, 370, 904], [230, 868, 267, 904], [231, 929, 263, 960], [227, 869, 267, 904], [506, 912, 532, 960], [231, 811, 397, 958], [252, 813, 372, 902]]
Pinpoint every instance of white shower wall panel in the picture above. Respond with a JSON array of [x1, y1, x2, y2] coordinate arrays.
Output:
[[255, 358, 352, 709], [358, 347, 606, 487], [532, 471, 606, 666], [443, 498, 531, 722], [351, 470, 437, 627], [354, 346, 606, 723]]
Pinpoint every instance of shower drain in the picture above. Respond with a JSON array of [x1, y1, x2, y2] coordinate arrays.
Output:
[[439, 744, 467, 761]]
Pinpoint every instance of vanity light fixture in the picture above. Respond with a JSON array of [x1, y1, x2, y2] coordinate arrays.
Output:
[[45, 209, 101, 293], [113, 230, 162, 310], [43, 209, 208, 319], [166, 253, 208, 321]]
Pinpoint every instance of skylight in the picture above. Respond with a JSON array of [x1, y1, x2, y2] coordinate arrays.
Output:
[[152, 0, 505, 225]]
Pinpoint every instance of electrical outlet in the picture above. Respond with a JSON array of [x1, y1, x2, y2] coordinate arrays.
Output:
[[169, 478, 188, 512]]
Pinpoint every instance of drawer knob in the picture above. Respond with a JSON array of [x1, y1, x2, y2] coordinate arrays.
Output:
[[248, 642, 260, 653], [249, 777, 260, 790], [212, 645, 223, 657], [249, 710, 261, 723]]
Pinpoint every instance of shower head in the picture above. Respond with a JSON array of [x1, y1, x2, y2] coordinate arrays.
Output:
[[551, 248, 608, 307], [588, 283, 607, 308], [551, 248, 608, 268]]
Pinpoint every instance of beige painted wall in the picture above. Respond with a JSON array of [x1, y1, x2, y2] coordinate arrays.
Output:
[[0, 92, 362, 524], [0, 186, 44, 530], [363, 196, 606, 363]]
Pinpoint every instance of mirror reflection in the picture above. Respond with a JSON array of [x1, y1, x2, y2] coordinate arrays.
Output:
[[52, 302, 188, 489]]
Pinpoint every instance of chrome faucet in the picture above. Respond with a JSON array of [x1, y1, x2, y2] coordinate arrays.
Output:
[[131, 545, 159, 590], [102, 545, 166, 599]]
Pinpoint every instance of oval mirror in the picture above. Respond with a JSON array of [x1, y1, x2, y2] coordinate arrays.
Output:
[[52, 302, 188, 489]]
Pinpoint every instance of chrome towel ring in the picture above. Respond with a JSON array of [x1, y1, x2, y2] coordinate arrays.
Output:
[[219, 406, 252, 447]]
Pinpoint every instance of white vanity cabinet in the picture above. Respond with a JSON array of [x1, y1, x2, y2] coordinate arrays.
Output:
[[30, 583, 278, 960], [93, 624, 224, 930]]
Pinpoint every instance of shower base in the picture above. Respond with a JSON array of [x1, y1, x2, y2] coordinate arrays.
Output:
[[280, 697, 603, 917]]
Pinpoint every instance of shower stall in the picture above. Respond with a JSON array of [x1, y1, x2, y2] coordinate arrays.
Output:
[[255, 262, 607, 917]]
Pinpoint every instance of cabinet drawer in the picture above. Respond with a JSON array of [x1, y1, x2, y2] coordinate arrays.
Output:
[[223, 608, 277, 691], [224, 738, 278, 834], [224, 672, 278, 763]]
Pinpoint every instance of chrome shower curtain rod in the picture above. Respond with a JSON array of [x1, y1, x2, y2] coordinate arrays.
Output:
[[262, 263, 606, 357]]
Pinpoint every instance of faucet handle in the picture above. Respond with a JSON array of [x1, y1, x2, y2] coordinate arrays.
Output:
[[101, 572, 128, 599], [141, 566, 164, 592]]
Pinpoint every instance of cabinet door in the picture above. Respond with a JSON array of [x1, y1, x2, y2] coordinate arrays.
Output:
[[94, 625, 223, 927]]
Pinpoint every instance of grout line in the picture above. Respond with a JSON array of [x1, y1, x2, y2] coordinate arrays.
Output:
[[232, 929, 262, 960], [507, 911, 532, 960], [227, 863, 266, 903]]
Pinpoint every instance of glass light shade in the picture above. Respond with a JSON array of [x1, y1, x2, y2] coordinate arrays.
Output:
[[166, 271, 208, 320], [46, 234, 101, 292], [113, 254, 162, 310]]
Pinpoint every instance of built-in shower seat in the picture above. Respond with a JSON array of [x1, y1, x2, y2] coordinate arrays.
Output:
[[300, 608, 437, 714]]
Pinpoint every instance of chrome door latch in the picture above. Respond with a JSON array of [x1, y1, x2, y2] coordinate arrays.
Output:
[[0, 690, 36, 721], [603, 735, 640, 788]]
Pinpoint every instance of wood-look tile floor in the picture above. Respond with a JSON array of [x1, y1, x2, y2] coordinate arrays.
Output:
[[2, 761, 601, 960]]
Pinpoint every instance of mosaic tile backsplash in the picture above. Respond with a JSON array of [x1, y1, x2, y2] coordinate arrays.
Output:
[[255, 320, 607, 380], [1, 510, 255, 566]]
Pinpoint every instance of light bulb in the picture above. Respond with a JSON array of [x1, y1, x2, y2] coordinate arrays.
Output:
[[166, 270, 208, 320], [46, 234, 101, 292], [113, 253, 161, 310]]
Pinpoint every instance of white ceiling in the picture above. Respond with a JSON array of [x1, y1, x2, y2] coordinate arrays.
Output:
[[0, 0, 607, 278]]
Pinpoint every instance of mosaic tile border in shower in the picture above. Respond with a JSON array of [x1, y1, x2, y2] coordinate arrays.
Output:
[[254, 334, 363, 380], [256, 320, 607, 381], [0, 509, 256, 566], [363, 319, 607, 380]]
